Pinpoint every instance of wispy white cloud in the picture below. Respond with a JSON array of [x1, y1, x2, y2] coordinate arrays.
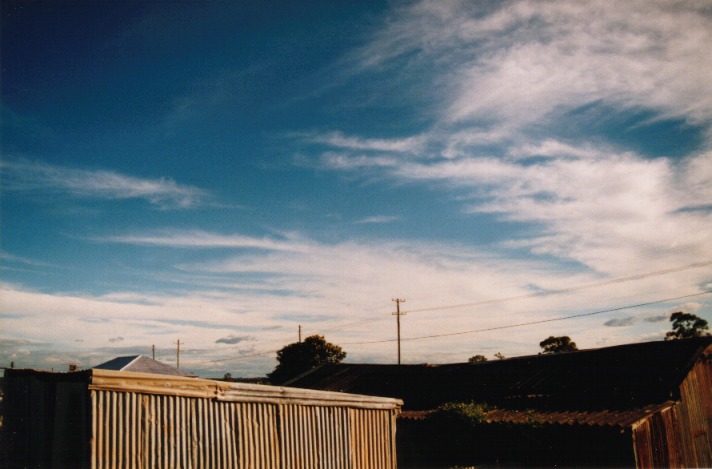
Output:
[[318, 152, 400, 170], [4, 1, 712, 377], [389, 150, 712, 272], [96, 229, 312, 252], [1, 159, 209, 209], [2, 226, 709, 375], [308, 131, 426, 153], [310, 0, 712, 277], [0, 250, 54, 267], [353, 215, 401, 224], [356, 0, 712, 129], [507, 139, 616, 161]]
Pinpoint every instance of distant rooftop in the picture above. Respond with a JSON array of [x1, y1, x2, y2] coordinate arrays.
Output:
[[284, 337, 712, 411], [93, 355, 196, 377]]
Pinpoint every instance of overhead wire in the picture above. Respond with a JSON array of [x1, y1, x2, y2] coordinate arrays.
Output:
[[195, 258, 712, 364], [341, 290, 712, 345], [318, 259, 712, 333], [406, 260, 712, 314]]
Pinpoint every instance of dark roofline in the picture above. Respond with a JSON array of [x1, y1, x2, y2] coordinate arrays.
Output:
[[284, 337, 712, 411]]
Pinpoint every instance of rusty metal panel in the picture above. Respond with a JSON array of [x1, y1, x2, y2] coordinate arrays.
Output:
[[4, 368, 400, 468], [675, 352, 712, 468], [348, 407, 398, 469], [88, 387, 400, 468], [633, 348, 712, 469], [279, 404, 350, 469]]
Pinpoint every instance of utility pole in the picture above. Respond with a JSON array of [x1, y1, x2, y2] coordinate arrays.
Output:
[[176, 339, 181, 369], [152, 344, 156, 360], [299, 324, 302, 343], [392, 298, 406, 365]]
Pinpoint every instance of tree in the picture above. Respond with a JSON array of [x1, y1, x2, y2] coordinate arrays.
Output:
[[268, 335, 346, 384], [494, 352, 506, 360], [468, 354, 488, 363], [665, 311, 710, 340], [539, 336, 578, 354]]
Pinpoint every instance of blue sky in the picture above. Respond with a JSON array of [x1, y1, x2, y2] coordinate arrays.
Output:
[[2, 0, 711, 377]]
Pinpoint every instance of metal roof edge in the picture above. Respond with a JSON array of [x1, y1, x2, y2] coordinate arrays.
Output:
[[88, 368, 402, 409], [219, 381, 403, 409], [627, 401, 678, 429], [122, 355, 144, 371], [89, 368, 223, 398]]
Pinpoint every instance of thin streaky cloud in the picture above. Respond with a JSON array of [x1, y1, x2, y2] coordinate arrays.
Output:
[[308, 131, 425, 153], [1, 159, 208, 209], [96, 229, 312, 252], [0, 250, 54, 267], [354, 215, 401, 224], [355, 1, 712, 129], [319, 152, 400, 170]]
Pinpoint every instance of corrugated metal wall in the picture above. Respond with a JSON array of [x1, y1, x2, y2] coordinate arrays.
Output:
[[633, 348, 712, 468], [90, 389, 398, 469], [676, 352, 712, 468], [2, 371, 92, 468]]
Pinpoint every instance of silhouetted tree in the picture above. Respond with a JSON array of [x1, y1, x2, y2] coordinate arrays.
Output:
[[468, 355, 488, 363], [494, 352, 506, 360], [268, 334, 346, 384], [539, 336, 578, 354], [665, 311, 710, 340]]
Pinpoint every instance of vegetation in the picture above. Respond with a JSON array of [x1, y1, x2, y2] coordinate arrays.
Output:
[[268, 334, 346, 384], [665, 311, 710, 340], [468, 354, 488, 363], [494, 352, 506, 360], [428, 401, 490, 427], [539, 336, 578, 354]]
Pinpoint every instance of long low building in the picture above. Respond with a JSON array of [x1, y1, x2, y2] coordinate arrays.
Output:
[[2, 368, 402, 469], [284, 337, 712, 468]]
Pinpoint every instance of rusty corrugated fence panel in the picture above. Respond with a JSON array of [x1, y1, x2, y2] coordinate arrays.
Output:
[[348, 407, 397, 469], [84, 369, 401, 468], [676, 352, 712, 468], [4, 368, 400, 468], [633, 347, 712, 469]]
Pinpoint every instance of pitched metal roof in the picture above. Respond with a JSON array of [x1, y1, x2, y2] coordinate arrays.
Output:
[[285, 337, 712, 412], [400, 401, 677, 428], [93, 355, 196, 377]]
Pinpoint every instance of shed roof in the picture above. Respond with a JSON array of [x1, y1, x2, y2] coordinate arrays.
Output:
[[3, 368, 403, 410], [93, 355, 196, 377], [400, 401, 677, 428], [284, 337, 712, 412]]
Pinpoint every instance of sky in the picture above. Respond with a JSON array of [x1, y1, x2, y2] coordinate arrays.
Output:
[[1, 0, 711, 377]]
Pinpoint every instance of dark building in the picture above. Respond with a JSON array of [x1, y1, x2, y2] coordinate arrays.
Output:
[[285, 337, 712, 468]]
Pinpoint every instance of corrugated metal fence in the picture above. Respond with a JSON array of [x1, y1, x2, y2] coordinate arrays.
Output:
[[632, 353, 712, 468], [3, 369, 402, 469]]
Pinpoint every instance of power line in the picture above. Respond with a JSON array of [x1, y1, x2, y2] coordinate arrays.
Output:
[[341, 290, 712, 346], [196, 259, 712, 365], [406, 260, 712, 314], [317, 259, 712, 335]]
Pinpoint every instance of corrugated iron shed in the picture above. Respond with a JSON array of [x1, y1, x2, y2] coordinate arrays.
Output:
[[2, 368, 402, 468]]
